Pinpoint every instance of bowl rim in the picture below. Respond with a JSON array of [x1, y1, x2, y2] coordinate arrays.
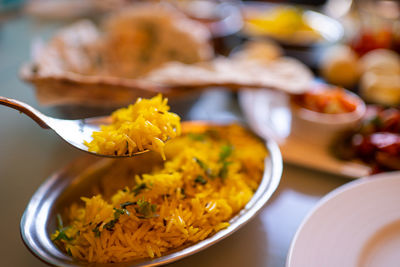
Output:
[[20, 121, 283, 267]]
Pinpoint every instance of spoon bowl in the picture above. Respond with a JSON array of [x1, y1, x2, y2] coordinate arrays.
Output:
[[20, 121, 283, 267], [0, 96, 151, 157]]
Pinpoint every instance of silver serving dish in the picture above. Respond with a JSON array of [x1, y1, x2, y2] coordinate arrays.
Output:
[[20, 122, 282, 266]]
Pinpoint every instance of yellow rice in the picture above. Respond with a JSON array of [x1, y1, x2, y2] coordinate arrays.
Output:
[[84, 94, 181, 159], [53, 124, 267, 263]]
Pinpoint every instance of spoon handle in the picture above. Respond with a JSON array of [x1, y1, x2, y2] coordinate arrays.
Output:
[[0, 96, 50, 129]]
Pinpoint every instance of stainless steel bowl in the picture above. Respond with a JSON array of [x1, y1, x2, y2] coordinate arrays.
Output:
[[20, 123, 282, 267]]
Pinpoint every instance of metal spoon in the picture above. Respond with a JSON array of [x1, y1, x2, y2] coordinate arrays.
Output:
[[0, 96, 148, 157]]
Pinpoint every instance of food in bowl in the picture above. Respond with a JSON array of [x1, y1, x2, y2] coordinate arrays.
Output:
[[290, 84, 366, 146], [84, 94, 180, 159], [334, 106, 400, 173], [243, 6, 321, 45], [52, 123, 267, 263], [293, 86, 359, 114]]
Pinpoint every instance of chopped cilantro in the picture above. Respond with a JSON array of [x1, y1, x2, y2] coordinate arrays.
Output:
[[180, 188, 186, 197], [135, 198, 158, 219], [120, 201, 136, 209], [194, 175, 207, 185], [53, 230, 73, 241], [52, 214, 73, 241], [93, 229, 100, 237], [114, 208, 125, 217], [219, 145, 233, 162], [103, 208, 126, 231], [188, 133, 206, 141], [125, 141, 129, 155], [92, 222, 102, 237], [217, 144, 234, 180], [132, 183, 147, 196], [103, 220, 117, 231], [194, 157, 215, 178], [194, 157, 207, 170], [219, 161, 232, 180]]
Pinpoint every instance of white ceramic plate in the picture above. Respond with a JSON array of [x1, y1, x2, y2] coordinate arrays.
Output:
[[287, 171, 400, 267], [239, 88, 371, 178]]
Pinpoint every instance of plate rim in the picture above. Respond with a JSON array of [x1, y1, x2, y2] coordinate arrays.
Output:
[[286, 170, 400, 267]]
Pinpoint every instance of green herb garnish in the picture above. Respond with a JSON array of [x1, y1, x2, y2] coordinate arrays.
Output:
[[217, 144, 234, 180], [52, 214, 73, 241], [114, 208, 125, 217], [103, 208, 126, 231], [219, 144, 233, 162], [194, 157, 207, 170], [194, 175, 207, 185], [120, 201, 136, 209], [92, 222, 102, 237], [53, 230, 73, 241], [194, 157, 216, 178], [188, 133, 206, 141], [180, 188, 186, 197], [135, 198, 158, 219], [219, 161, 232, 180], [103, 220, 117, 231], [132, 183, 147, 196]]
